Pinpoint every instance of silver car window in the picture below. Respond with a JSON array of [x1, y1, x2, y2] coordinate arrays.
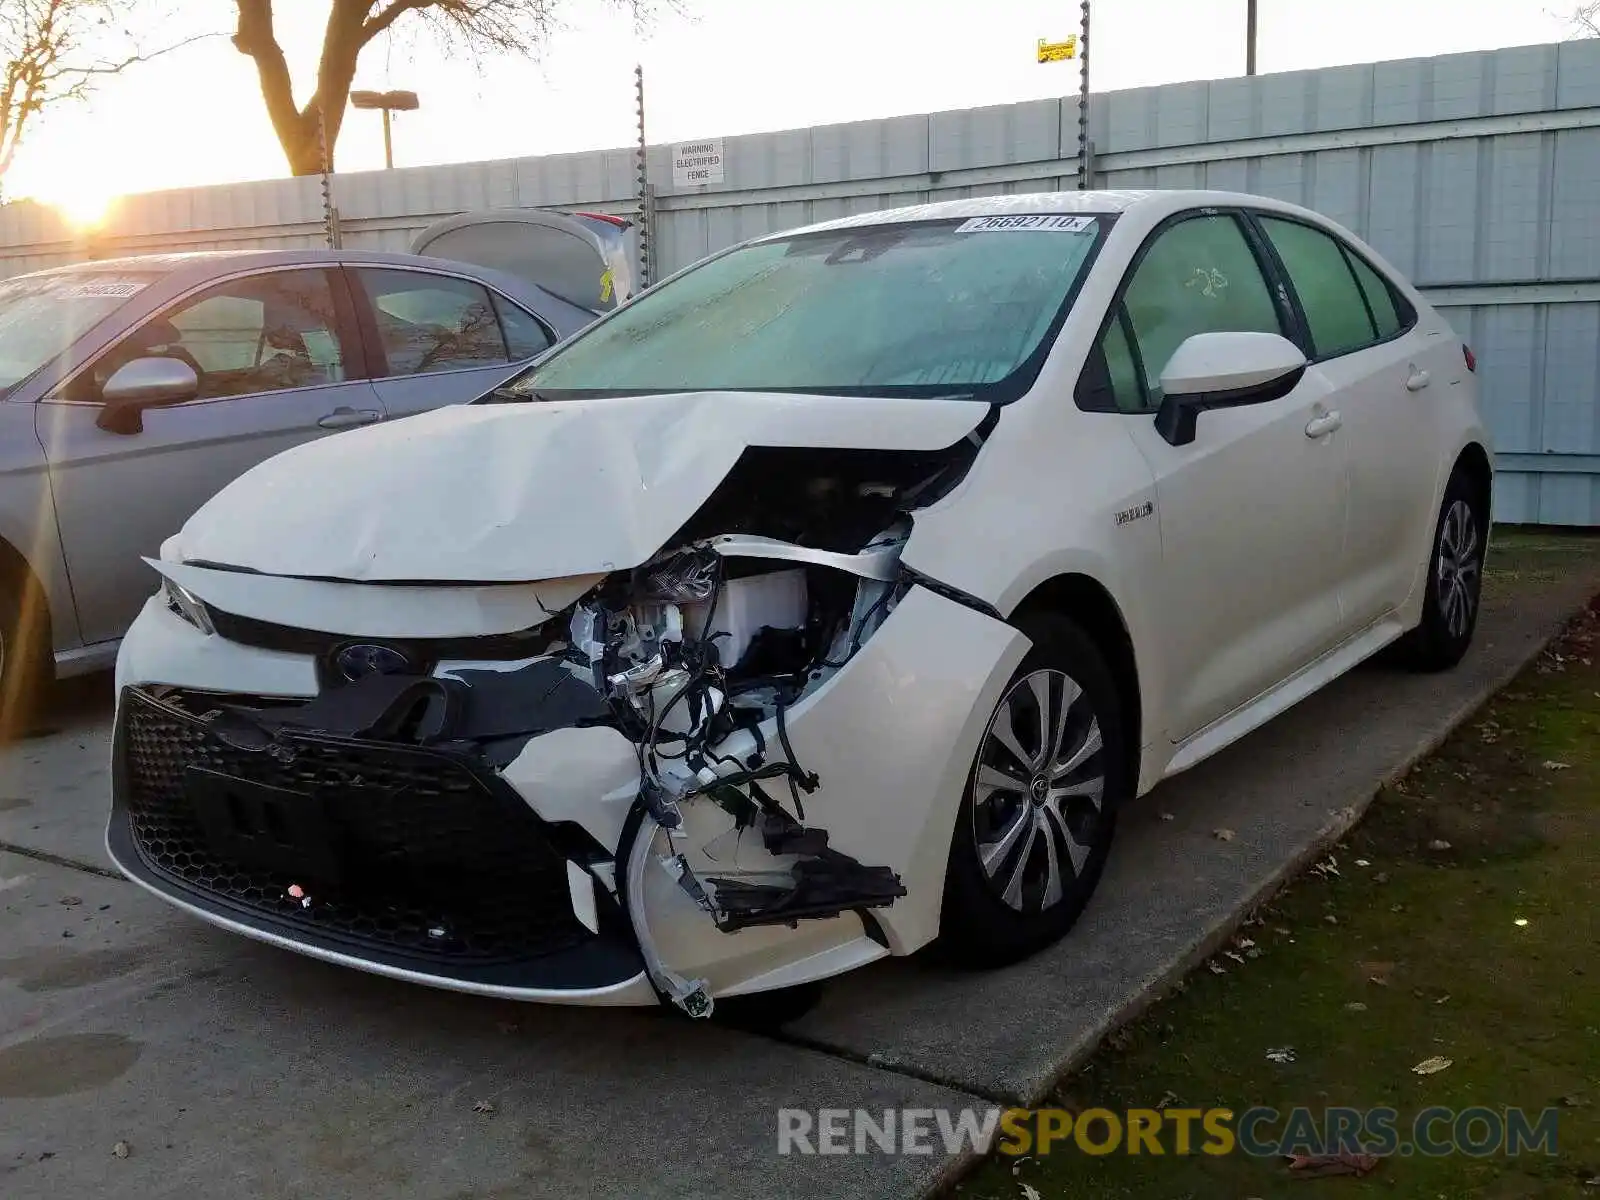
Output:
[[91, 268, 350, 401]]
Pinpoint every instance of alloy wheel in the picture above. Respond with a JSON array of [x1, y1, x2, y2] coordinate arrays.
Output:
[[971, 668, 1107, 913], [1436, 498, 1481, 639]]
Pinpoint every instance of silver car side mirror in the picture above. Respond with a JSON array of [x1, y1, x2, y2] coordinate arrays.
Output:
[[97, 356, 200, 435]]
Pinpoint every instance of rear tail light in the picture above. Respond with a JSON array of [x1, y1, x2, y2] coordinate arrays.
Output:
[[575, 211, 631, 228], [1463, 344, 1477, 372]]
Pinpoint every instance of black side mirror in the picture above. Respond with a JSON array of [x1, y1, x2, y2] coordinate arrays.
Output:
[[95, 356, 200, 435]]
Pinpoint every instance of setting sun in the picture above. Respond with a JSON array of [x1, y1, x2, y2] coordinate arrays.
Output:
[[8, 153, 120, 230], [49, 188, 116, 230]]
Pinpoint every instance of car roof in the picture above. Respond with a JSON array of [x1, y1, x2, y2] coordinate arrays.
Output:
[[766, 189, 1325, 238], [17, 247, 526, 282], [6, 247, 594, 325]]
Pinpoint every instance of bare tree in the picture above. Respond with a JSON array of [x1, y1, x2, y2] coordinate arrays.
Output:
[[1572, 2, 1600, 35], [1, 0, 202, 192], [232, 1, 664, 177]]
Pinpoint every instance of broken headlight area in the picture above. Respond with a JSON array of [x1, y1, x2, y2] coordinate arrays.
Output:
[[162, 576, 215, 635], [566, 527, 920, 1016]]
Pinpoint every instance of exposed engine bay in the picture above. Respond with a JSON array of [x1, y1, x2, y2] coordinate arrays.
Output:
[[138, 433, 992, 1017]]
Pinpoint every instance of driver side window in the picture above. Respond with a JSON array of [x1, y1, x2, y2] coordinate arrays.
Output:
[[1078, 213, 1284, 413], [92, 269, 349, 402]]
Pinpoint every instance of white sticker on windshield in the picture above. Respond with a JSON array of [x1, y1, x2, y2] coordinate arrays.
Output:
[[953, 214, 1096, 234], [56, 279, 148, 299]]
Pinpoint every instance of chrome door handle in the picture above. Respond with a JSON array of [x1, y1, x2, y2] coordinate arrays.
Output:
[[1406, 369, 1431, 392], [318, 407, 384, 429], [1305, 411, 1343, 438]]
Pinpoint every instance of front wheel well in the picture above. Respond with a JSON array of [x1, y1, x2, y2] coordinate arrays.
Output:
[[1010, 573, 1141, 786]]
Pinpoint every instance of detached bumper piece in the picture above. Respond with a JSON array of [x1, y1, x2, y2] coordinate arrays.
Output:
[[109, 686, 641, 992], [703, 807, 907, 933]]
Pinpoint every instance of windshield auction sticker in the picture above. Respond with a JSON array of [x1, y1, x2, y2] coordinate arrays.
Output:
[[953, 214, 1096, 233], [55, 278, 149, 299]]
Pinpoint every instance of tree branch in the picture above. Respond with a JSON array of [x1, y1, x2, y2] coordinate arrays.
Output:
[[360, 0, 434, 47]]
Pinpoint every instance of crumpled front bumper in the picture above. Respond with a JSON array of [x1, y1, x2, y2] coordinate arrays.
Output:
[[106, 683, 654, 1004], [111, 581, 1028, 1004]]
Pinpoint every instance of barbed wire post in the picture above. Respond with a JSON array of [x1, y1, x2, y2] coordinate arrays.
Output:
[[1077, 0, 1092, 189], [319, 105, 341, 249], [634, 63, 652, 288]]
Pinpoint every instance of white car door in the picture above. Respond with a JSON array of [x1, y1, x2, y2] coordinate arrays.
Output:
[[1077, 211, 1348, 744], [1250, 213, 1454, 630]]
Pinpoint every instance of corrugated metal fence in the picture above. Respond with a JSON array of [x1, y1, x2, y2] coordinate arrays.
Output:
[[4, 39, 1599, 524]]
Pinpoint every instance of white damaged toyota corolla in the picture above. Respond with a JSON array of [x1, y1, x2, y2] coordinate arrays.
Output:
[[109, 191, 1492, 1015]]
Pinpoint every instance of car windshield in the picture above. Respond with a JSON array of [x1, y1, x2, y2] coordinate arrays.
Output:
[[0, 270, 156, 395], [498, 214, 1108, 401]]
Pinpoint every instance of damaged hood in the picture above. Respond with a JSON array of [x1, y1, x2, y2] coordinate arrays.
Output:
[[173, 391, 988, 583]]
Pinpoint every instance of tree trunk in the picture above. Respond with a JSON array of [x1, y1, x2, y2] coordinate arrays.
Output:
[[283, 118, 329, 176], [234, 0, 366, 176]]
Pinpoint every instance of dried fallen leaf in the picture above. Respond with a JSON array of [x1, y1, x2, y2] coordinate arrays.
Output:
[[1156, 1091, 1180, 1110], [1427, 839, 1452, 851], [1434, 994, 1450, 1005], [1354, 859, 1370, 868], [111, 1140, 131, 1159], [1286, 1150, 1380, 1177], [1324, 914, 1339, 925], [1412, 1056, 1453, 1076], [1542, 761, 1571, 771], [1207, 961, 1227, 975], [1266, 1047, 1296, 1064], [1159, 812, 1175, 822], [1344, 1001, 1368, 1012], [1020, 1185, 1042, 1200], [472, 1099, 496, 1115], [59, 896, 82, 907], [1559, 1095, 1589, 1108], [1213, 828, 1236, 842]]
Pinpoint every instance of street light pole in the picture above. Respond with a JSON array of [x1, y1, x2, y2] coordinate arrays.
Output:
[[349, 90, 419, 169], [1246, 0, 1258, 75]]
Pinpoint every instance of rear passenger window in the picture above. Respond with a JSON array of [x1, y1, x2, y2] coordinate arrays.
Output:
[[493, 294, 555, 360], [1258, 217, 1377, 359], [1346, 252, 1404, 340], [355, 268, 509, 376]]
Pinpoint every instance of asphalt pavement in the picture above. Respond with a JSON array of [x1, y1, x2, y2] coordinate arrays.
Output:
[[2, 542, 1597, 1199]]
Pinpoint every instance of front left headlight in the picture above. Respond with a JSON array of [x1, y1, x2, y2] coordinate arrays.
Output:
[[162, 577, 215, 635]]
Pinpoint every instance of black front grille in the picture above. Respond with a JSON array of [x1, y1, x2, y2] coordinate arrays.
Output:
[[114, 687, 594, 970]]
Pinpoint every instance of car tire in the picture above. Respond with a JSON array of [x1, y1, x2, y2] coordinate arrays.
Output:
[[1394, 469, 1486, 673], [0, 576, 50, 740], [938, 613, 1125, 968]]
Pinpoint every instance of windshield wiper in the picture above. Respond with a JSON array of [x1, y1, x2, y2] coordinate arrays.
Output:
[[483, 385, 546, 404]]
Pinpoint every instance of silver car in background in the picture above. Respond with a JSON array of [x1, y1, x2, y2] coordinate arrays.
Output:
[[0, 246, 598, 723]]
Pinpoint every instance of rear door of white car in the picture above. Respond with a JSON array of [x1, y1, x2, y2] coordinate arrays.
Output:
[[1247, 212, 1451, 631], [1077, 209, 1348, 744]]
